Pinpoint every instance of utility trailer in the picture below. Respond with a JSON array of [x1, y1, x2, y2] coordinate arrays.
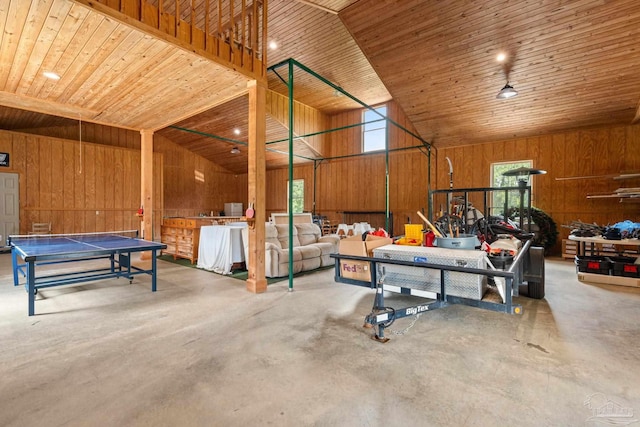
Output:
[[331, 183, 547, 341], [331, 239, 544, 342]]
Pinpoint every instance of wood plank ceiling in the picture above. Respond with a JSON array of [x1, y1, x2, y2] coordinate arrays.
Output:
[[265, 0, 388, 113], [2, 0, 640, 174], [340, 0, 640, 147], [0, 0, 249, 131]]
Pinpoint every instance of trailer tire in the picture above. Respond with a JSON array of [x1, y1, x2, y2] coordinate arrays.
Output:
[[527, 281, 544, 299], [523, 246, 545, 299]]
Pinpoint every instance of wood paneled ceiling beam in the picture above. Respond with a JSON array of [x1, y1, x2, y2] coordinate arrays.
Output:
[[0, 91, 137, 131], [149, 89, 249, 132], [265, 115, 323, 158]]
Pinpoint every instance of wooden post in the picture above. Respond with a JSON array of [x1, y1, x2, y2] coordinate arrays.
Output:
[[140, 129, 154, 259], [246, 79, 267, 293]]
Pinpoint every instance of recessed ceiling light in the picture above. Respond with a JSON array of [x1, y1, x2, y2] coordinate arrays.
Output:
[[233, 128, 241, 135], [269, 41, 278, 50], [43, 71, 60, 80], [496, 53, 506, 62]]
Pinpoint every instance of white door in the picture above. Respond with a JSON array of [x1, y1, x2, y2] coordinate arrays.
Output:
[[0, 172, 19, 247]]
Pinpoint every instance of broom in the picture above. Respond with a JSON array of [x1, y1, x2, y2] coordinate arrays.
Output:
[[416, 211, 443, 238]]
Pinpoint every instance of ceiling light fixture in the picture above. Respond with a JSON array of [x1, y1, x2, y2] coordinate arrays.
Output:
[[230, 146, 240, 154], [496, 82, 518, 99], [233, 128, 241, 135], [496, 52, 506, 62], [268, 41, 278, 50], [43, 71, 60, 80]]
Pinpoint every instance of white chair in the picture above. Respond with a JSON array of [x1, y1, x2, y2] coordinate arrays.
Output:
[[353, 222, 372, 235], [336, 223, 354, 238]]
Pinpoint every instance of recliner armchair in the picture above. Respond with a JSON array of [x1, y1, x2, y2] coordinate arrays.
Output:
[[242, 222, 340, 278]]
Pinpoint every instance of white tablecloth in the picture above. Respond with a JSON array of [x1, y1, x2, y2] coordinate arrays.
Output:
[[197, 224, 246, 275]]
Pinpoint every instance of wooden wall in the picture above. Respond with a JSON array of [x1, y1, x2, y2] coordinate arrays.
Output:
[[435, 125, 640, 253], [265, 100, 433, 234], [263, 103, 640, 253], [2, 123, 247, 238], [16, 122, 247, 218], [155, 135, 247, 217], [0, 129, 162, 237]]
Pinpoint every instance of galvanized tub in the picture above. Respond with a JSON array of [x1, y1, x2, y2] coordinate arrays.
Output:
[[434, 234, 479, 250]]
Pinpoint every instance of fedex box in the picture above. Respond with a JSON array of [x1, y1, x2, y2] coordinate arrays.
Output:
[[339, 235, 393, 282]]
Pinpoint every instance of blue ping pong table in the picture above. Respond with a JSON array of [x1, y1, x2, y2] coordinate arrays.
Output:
[[8, 231, 167, 316]]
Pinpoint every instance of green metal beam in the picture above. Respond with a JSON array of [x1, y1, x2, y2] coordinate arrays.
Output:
[[320, 144, 426, 162], [265, 118, 385, 145], [169, 125, 318, 161], [287, 60, 294, 292], [385, 108, 390, 232], [269, 58, 431, 148], [427, 145, 433, 221]]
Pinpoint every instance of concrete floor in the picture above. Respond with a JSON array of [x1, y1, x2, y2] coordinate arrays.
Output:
[[0, 253, 638, 427]]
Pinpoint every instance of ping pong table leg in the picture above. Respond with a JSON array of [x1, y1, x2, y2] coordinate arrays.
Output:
[[152, 250, 157, 292], [27, 261, 36, 316], [11, 248, 19, 286], [123, 252, 132, 282]]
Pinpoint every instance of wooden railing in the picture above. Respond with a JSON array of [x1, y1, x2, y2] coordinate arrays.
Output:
[[89, 0, 267, 79]]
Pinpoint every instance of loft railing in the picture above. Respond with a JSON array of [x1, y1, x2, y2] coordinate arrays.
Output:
[[91, 0, 267, 79]]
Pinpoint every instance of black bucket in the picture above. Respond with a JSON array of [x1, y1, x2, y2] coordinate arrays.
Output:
[[489, 251, 514, 270]]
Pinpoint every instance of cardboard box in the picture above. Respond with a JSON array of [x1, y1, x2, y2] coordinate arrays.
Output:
[[339, 235, 393, 282]]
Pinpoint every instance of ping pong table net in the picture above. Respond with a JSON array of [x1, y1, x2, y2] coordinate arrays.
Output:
[[19, 230, 139, 240]]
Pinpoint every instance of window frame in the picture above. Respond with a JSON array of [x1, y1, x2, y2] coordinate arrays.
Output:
[[490, 160, 534, 216], [287, 179, 305, 214], [362, 104, 388, 153]]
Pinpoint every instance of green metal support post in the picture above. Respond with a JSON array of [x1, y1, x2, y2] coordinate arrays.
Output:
[[287, 60, 294, 292]]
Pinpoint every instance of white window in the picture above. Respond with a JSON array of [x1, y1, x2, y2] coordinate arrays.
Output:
[[490, 160, 533, 215], [287, 179, 304, 213], [362, 105, 387, 152]]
